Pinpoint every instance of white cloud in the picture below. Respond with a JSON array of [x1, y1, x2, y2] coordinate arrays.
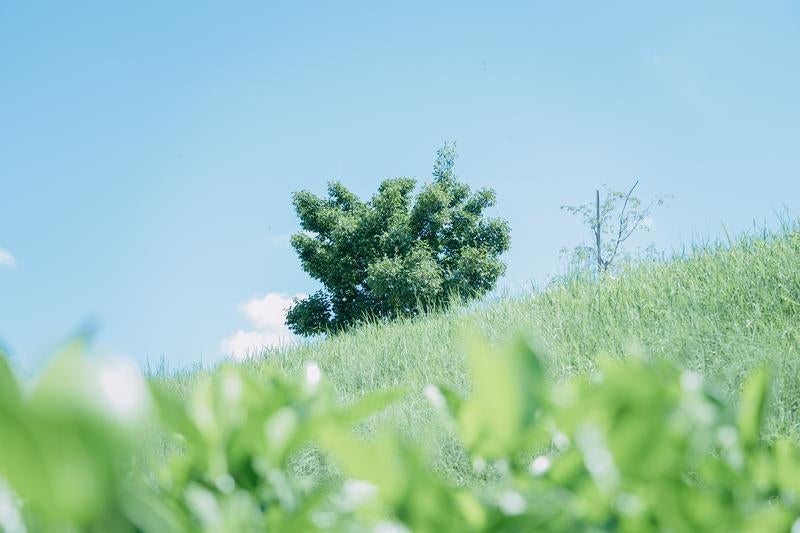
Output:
[[220, 292, 305, 361], [0, 248, 16, 268], [241, 292, 297, 330]]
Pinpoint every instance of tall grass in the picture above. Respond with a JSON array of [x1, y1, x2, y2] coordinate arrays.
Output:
[[159, 223, 800, 481]]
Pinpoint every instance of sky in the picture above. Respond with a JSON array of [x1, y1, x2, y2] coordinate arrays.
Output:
[[1, 1, 799, 371]]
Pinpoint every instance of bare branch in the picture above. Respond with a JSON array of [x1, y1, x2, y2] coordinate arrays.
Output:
[[605, 180, 639, 268]]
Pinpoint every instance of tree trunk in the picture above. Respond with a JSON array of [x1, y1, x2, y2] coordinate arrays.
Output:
[[595, 189, 603, 272]]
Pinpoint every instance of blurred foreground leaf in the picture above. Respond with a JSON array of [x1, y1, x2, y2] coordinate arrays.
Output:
[[0, 335, 799, 532]]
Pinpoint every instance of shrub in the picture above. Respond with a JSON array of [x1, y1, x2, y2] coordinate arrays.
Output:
[[1, 337, 798, 531], [286, 143, 511, 336]]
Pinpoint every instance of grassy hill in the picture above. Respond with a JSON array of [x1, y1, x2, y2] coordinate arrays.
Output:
[[5, 226, 800, 530], [167, 225, 800, 481]]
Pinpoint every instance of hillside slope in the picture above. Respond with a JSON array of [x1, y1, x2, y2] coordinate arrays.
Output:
[[172, 228, 800, 480]]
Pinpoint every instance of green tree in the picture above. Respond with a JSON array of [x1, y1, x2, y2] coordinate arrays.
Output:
[[286, 143, 510, 336]]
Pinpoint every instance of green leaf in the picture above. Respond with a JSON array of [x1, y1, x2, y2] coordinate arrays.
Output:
[[509, 335, 547, 404], [149, 382, 205, 451], [337, 387, 407, 424], [0, 351, 21, 407], [433, 383, 463, 416], [316, 427, 408, 505], [738, 366, 771, 448], [120, 482, 190, 533], [458, 333, 522, 456]]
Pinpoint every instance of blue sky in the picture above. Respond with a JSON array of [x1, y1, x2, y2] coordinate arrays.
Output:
[[1, 1, 798, 370]]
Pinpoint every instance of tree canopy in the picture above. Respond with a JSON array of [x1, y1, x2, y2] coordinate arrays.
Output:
[[286, 143, 510, 336]]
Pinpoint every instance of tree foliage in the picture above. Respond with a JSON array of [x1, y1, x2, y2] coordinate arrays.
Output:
[[286, 143, 511, 336]]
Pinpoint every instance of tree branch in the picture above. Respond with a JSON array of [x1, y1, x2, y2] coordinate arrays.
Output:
[[605, 180, 639, 269]]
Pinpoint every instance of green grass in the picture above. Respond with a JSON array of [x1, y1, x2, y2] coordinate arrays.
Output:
[[162, 224, 800, 482]]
